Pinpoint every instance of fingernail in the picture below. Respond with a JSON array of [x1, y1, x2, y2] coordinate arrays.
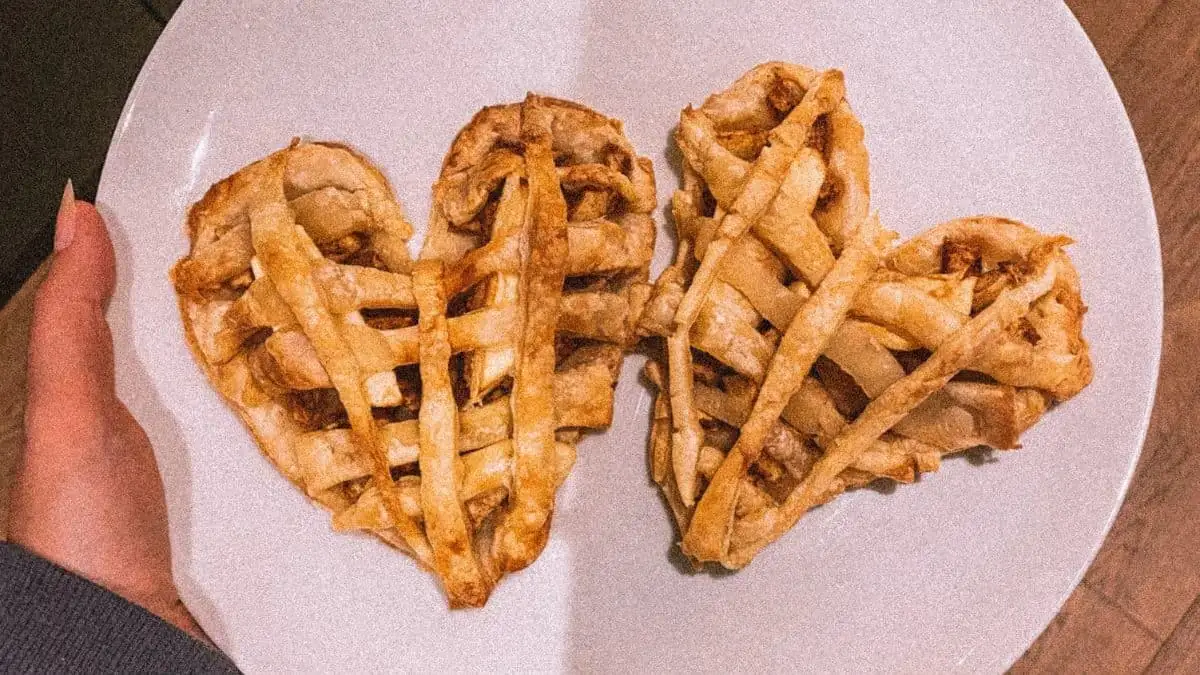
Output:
[[55, 179, 77, 252]]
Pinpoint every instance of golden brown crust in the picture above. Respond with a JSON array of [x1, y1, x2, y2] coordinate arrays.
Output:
[[423, 94, 657, 574], [640, 63, 1093, 569], [413, 260, 490, 606], [174, 92, 656, 606], [491, 96, 570, 571]]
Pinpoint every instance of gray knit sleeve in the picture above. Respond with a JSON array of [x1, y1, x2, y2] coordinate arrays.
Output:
[[0, 542, 239, 674]]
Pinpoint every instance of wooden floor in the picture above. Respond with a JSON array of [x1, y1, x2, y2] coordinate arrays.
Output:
[[0, 1, 1196, 671], [1011, 0, 1200, 671]]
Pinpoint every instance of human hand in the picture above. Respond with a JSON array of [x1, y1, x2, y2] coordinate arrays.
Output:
[[8, 183, 206, 640]]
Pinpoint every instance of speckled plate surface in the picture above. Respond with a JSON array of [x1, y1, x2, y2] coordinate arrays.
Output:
[[98, 1, 1160, 671]]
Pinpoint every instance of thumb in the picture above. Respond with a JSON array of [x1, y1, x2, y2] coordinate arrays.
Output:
[[39, 180, 117, 306], [26, 181, 118, 427]]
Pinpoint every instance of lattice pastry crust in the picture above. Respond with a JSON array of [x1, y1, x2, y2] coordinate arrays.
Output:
[[639, 63, 1092, 569], [173, 93, 655, 608]]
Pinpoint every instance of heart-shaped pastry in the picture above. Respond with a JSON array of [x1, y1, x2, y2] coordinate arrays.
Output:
[[172, 93, 655, 607], [637, 63, 1092, 569]]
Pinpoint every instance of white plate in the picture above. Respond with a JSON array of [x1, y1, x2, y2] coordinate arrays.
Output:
[[98, 1, 1161, 672]]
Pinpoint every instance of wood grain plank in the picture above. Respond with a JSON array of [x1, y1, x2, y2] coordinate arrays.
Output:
[[1099, 0, 1200, 310], [1146, 594, 1200, 674], [1011, 0, 1200, 665], [1064, 0, 1164, 68], [0, 261, 47, 540], [1079, 303, 1200, 641], [1011, 582, 1160, 674]]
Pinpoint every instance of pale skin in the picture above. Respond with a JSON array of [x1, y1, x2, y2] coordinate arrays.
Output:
[[7, 183, 208, 641]]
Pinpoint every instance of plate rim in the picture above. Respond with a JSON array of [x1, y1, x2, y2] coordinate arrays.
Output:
[[96, 1, 1166, 670]]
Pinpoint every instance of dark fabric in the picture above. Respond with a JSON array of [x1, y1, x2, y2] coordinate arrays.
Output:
[[0, 542, 239, 674]]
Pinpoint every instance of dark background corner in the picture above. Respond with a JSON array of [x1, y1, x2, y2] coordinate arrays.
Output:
[[0, 0, 181, 305]]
